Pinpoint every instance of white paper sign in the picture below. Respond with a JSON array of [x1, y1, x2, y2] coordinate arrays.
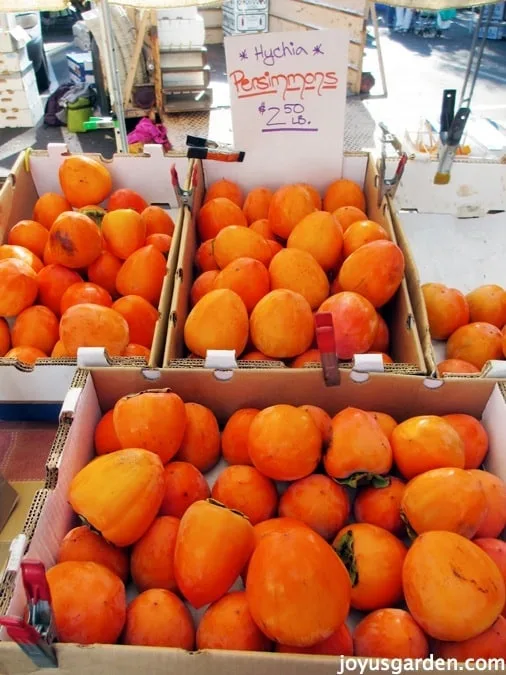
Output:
[[224, 28, 349, 183]]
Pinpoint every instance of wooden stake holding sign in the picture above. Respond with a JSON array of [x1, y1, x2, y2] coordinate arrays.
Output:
[[224, 28, 349, 187]]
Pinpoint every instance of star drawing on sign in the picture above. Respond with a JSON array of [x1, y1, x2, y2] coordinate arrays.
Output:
[[313, 44, 324, 55], [239, 49, 248, 60]]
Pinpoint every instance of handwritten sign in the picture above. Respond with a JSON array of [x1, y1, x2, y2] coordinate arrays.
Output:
[[224, 28, 349, 184]]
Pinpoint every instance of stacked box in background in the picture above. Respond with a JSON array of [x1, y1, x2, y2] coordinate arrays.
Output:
[[477, 1, 505, 40], [66, 52, 95, 86], [0, 26, 43, 128], [198, 2, 224, 44], [223, 0, 269, 36]]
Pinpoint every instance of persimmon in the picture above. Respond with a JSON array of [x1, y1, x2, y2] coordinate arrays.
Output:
[[195, 239, 219, 272], [287, 211, 343, 271], [47, 561, 125, 644], [184, 288, 249, 358], [212, 465, 278, 525], [140, 205, 175, 236], [0, 244, 43, 272], [267, 239, 283, 257], [250, 289, 314, 358], [249, 218, 275, 239], [213, 225, 271, 269], [146, 233, 171, 254], [130, 516, 179, 592], [123, 343, 150, 358], [470, 470, 506, 538], [269, 248, 329, 310], [197, 591, 271, 651], [443, 414, 489, 469], [8, 220, 48, 258], [69, 448, 165, 547], [102, 209, 146, 260], [332, 206, 368, 232], [354, 476, 406, 535], [37, 264, 82, 317], [338, 240, 405, 308], [198, 197, 248, 241], [33, 192, 72, 230], [268, 184, 316, 240], [291, 349, 321, 367], [113, 390, 186, 464], [466, 285, 506, 328], [48, 336, 69, 356], [248, 404, 321, 481], [447, 322, 503, 370], [435, 615, 506, 659], [370, 314, 390, 352], [241, 350, 279, 362], [112, 295, 159, 348], [222, 408, 259, 465], [175, 402, 221, 472], [368, 411, 397, 440], [246, 526, 351, 647], [299, 405, 332, 445], [59, 156, 112, 207], [421, 283, 470, 340], [115, 245, 167, 306], [87, 252, 122, 297], [60, 282, 112, 314], [324, 179, 366, 213], [401, 467, 487, 538], [343, 220, 389, 258], [353, 609, 429, 658], [213, 257, 270, 312], [94, 409, 121, 455], [474, 538, 506, 615], [5, 346, 46, 364], [191, 270, 219, 305], [11, 305, 59, 354], [391, 415, 465, 480], [205, 179, 243, 207], [277, 623, 353, 655], [60, 304, 130, 357], [108, 188, 147, 214], [403, 531, 505, 641], [298, 183, 322, 209], [324, 407, 392, 484], [279, 474, 350, 540], [334, 523, 407, 611], [57, 525, 128, 581], [318, 292, 379, 359], [123, 589, 194, 648], [437, 358, 480, 375], [46, 212, 102, 268], [160, 461, 210, 518], [0, 318, 11, 356], [175, 499, 255, 608], [243, 188, 273, 224]]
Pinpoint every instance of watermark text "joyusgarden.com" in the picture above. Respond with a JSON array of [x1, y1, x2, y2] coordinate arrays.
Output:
[[337, 656, 506, 675]]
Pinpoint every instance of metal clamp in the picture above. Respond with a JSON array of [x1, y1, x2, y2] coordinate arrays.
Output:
[[186, 135, 245, 163], [377, 122, 408, 205], [315, 312, 340, 387], [0, 560, 57, 668], [170, 164, 193, 210]]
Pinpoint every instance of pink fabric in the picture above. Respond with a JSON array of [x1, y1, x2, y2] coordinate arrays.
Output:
[[127, 118, 172, 151]]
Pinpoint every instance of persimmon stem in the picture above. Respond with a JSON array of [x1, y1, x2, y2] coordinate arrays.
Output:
[[333, 530, 359, 587], [335, 472, 390, 489]]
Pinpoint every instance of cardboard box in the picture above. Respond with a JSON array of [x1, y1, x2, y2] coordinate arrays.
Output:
[[0, 69, 43, 128], [0, 367, 505, 673], [223, 8, 269, 33], [388, 158, 506, 379], [0, 144, 187, 403], [66, 52, 94, 85], [0, 26, 30, 54], [163, 154, 426, 378]]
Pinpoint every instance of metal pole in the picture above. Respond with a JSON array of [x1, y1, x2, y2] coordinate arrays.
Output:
[[99, 0, 129, 152], [459, 3, 494, 109]]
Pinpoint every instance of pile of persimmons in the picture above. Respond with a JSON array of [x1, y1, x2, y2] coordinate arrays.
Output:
[[47, 390, 506, 658], [186, 178, 405, 365], [0, 156, 174, 364], [423, 283, 506, 375]]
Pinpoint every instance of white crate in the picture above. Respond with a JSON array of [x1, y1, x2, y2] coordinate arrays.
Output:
[[0, 48, 30, 75], [223, 0, 268, 13], [0, 101, 43, 128], [223, 7, 268, 33], [0, 68, 39, 110], [158, 16, 205, 48], [0, 26, 30, 53], [0, 66, 36, 94]]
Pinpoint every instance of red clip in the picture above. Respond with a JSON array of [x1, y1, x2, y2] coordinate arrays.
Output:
[[315, 313, 340, 386], [170, 164, 179, 189], [22, 559, 51, 607], [192, 163, 198, 189]]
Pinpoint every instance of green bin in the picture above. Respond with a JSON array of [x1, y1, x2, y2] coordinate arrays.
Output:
[[67, 96, 93, 133]]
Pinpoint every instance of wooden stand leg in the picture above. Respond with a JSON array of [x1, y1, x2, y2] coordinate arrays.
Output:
[[369, 0, 388, 98]]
